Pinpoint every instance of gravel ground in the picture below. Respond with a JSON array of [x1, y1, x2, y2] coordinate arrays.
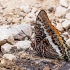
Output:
[[0, 0, 70, 70]]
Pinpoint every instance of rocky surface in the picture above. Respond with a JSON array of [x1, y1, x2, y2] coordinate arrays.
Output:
[[0, 0, 70, 70]]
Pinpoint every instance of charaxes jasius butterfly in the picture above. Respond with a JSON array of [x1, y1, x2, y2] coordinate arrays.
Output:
[[31, 10, 69, 61]]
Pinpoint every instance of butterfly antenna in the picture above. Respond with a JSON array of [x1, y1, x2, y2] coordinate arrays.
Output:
[[21, 30, 31, 40]]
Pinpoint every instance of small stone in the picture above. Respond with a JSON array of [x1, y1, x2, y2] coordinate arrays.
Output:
[[19, 51, 30, 59], [0, 27, 12, 41], [60, 0, 68, 8], [1, 43, 13, 54], [55, 6, 67, 17], [62, 32, 69, 39], [0, 27, 14, 46], [62, 20, 70, 29], [31, 33, 35, 39], [14, 40, 31, 50], [56, 23, 64, 31], [13, 23, 32, 37], [0, 68, 7, 70], [43, 65, 50, 70], [0, 40, 6, 46], [66, 26, 70, 35], [32, 8, 37, 13], [3, 54, 16, 61], [7, 36, 15, 45], [20, 5, 31, 13], [12, 17, 21, 24], [0, 59, 6, 66], [47, 6, 55, 12], [65, 13, 70, 20], [67, 6, 70, 10], [62, 32, 68, 35], [66, 39, 70, 48], [68, 35, 70, 39], [7, 17, 12, 23], [0, 59, 15, 68], [59, 19, 65, 23], [23, 12, 36, 24]]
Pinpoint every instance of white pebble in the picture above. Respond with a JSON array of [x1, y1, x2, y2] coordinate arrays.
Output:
[[60, 0, 68, 8], [62, 32, 68, 40], [1, 43, 13, 54], [66, 39, 70, 47], [56, 23, 64, 31], [31, 8, 37, 13], [65, 13, 70, 20], [67, 6, 70, 10], [14, 40, 31, 50], [68, 35, 70, 39], [20, 5, 31, 13], [3, 54, 16, 61], [62, 20, 70, 28], [59, 19, 65, 23], [23, 12, 36, 24], [55, 6, 67, 17], [62, 32, 68, 35]]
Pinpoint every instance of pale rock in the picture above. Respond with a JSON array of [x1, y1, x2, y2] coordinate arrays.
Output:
[[0, 59, 16, 69], [21, 0, 25, 2], [20, 5, 31, 13], [0, 25, 12, 41], [27, 12, 36, 20], [6, 17, 12, 23], [0, 59, 6, 66], [37, 4, 42, 8], [0, 29, 11, 41], [59, 19, 65, 23], [0, 24, 32, 46], [36, 10, 41, 16], [68, 35, 70, 38], [32, 8, 37, 13], [0, 68, 7, 70], [0, 40, 6, 46], [47, 6, 55, 12], [60, 0, 68, 8], [31, 33, 35, 39], [0, 15, 2, 19], [66, 39, 70, 47], [62, 20, 70, 29], [7, 36, 15, 45], [56, 23, 64, 31], [67, 6, 70, 10], [14, 40, 31, 50], [65, 13, 70, 19], [62, 32, 69, 39], [43, 65, 51, 70], [55, 6, 67, 17], [0, 25, 10, 29], [0, 28, 13, 46], [12, 17, 21, 24], [20, 53, 28, 59], [12, 23, 32, 36], [1, 43, 13, 54], [62, 32, 68, 36], [19, 51, 30, 59], [3, 54, 16, 61], [23, 12, 36, 24]]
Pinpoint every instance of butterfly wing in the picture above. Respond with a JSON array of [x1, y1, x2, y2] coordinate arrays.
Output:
[[32, 10, 69, 60]]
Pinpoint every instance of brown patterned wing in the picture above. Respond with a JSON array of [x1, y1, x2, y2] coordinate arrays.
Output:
[[32, 10, 69, 60]]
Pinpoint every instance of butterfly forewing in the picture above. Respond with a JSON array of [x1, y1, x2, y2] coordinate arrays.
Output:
[[32, 10, 69, 60]]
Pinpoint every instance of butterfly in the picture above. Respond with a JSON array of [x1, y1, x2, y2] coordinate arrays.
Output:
[[31, 10, 69, 61]]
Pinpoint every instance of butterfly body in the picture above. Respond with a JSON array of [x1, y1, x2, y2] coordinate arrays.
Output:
[[31, 10, 69, 61]]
